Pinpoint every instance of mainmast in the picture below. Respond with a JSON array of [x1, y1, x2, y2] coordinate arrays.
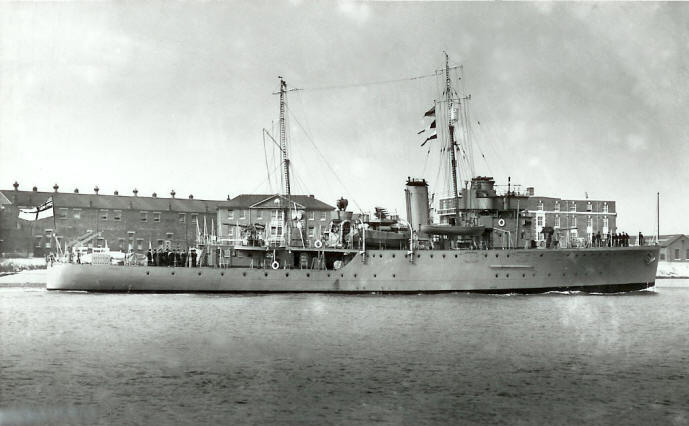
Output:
[[279, 77, 291, 196], [444, 52, 461, 225]]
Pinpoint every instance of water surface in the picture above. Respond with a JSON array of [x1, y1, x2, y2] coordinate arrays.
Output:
[[2, 283, 688, 425]]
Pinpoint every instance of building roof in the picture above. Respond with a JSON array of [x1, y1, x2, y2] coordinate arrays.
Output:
[[0, 190, 225, 213], [657, 234, 689, 247], [224, 194, 335, 210]]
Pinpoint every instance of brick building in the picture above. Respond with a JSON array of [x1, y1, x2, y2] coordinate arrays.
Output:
[[0, 184, 221, 257], [526, 197, 617, 245], [217, 194, 335, 247]]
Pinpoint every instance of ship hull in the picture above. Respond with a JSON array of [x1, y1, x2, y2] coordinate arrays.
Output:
[[47, 247, 659, 294]]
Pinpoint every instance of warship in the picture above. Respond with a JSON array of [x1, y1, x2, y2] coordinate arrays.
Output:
[[47, 54, 659, 293]]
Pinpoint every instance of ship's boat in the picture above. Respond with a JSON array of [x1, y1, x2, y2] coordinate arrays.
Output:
[[47, 54, 659, 293]]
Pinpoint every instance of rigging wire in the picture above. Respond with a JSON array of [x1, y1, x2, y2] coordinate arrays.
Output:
[[262, 130, 274, 193], [293, 72, 437, 93], [285, 105, 364, 213]]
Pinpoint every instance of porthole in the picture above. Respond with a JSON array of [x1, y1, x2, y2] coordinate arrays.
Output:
[[442, 254, 446, 258], [354, 274, 357, 278], [417, 254, 421, 258], [507, 254, 510, 258], [341, 274, 344, 278], [306, 273, 310, 277], [454, 254, 458, 258], [373, 274, 377, 278], [379, 254, 383, 258], [562, 273, 566, 277], [532, 273, 536, 277], [484, 254, 488, 258], [327, 273, 331, 278], [285, 273, 289, 277], [539, 254, 544, 257], [495, 254, 499, 258], [495, 274, 499, 278], [506, 274, 510, 278], [548, 273, 551, 277], [430, 254, 434, 258], [146, 271, 150, 275], [171, 272, 175, 275], [392, 274, 396, 278], [264, 272, 268, 277], [220, 272, 224, 276], [392, 254, 396, 258], [197, 272, 202, 276], [242, 272, 247, 277]]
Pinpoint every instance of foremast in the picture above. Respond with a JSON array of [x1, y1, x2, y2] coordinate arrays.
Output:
[[443, 52, 461, 226]]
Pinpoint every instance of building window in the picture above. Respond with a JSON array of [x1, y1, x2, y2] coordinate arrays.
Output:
[[166, 232, 173, 239], [569, 202, 576, 212], [157, 239, 164, 247], [586, 201, 592, 212], [660, 253, 666, 260], [555, 215, 560, 228], [686, 249, 689, 260], [571, 216, 577, 227], [118, 238, 125, 250], [320, 211, 327, 221], [96, 238, 105, 248], [537, 201, 543, 211], [587, 216, 592, 227], [58, 208, 68, 219], [240, 210, 246, 219], [136, 239, 143, 250], [100, 209, 108, 221], [309, 211, 315, 220], [191, 214, 198, 224], [675, 249, 680, 260], [178, 213, 185, 223], [554, 202, 560, 212], [308, 226, 315, 238], [73, 209, 81, 219], [603, 203, 609, 213], [140, 211, 147, 222], [256, 210, 263, 219], [228, 210, 234, 219], [127, 231, 135, 238], [153, 212, 161, 223], [537, 216, 543, 227], [35, 237, 42, 248], [603, 217, 609, 230], [113, 210, 122, 221]]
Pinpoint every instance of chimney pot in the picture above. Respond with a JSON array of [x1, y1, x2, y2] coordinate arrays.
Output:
[[32, 186, 37, 192], [53, 184, 59, 192], [74, 188, 79, 193], [188, 194, 194, 199], [133, 188, 138, 196], [152, 192, 157, 198], [170, 189, 176, 198], [94, 185, 99, 194], [114, 190, 119, 196], [13, 181, 19, 191]]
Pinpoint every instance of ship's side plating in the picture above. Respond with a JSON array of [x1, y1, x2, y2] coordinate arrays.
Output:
[[47, 246, 658, 293]]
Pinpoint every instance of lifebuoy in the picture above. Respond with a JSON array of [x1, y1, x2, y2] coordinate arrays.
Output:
[[271, 261, 280, 270], [314, 239, 323, 248], [497, 218, 505, 227]]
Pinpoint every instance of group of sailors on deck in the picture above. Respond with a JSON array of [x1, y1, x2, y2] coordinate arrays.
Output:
[[146, 248, 198, 267], [591, 231, 638, 247]]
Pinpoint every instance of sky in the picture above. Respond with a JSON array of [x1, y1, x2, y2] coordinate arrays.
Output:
[[1, 1, 688, 234]]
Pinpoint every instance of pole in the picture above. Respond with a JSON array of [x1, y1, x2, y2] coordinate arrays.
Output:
[[444, 52, 461, 227], [657, 192, 660, 243]]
